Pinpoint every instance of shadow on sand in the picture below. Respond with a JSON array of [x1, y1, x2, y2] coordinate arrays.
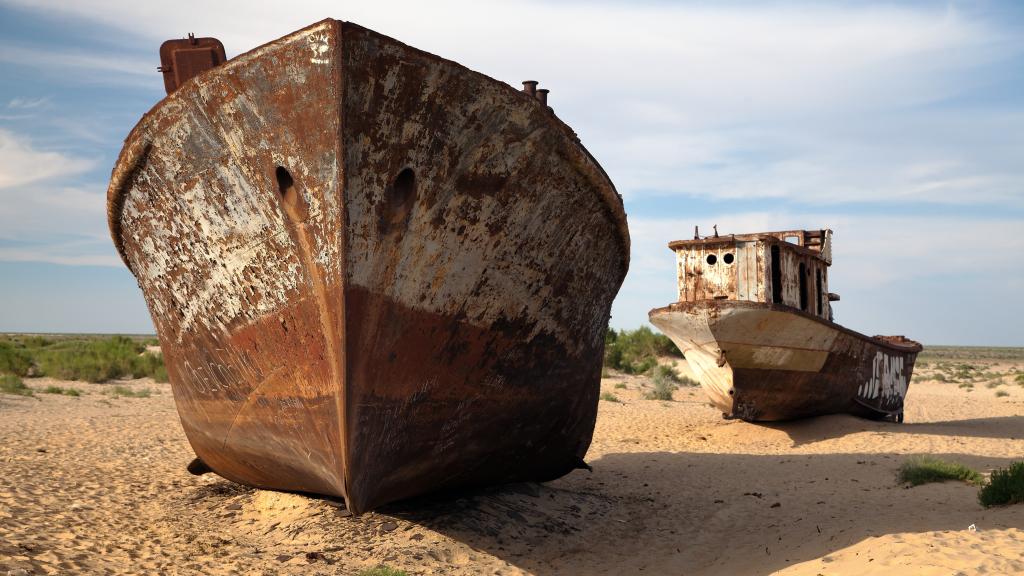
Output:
[[764, 414, 1024, 447], [372, 441, 1022, 574]]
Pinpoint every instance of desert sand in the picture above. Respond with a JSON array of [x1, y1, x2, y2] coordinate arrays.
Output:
[[2, 357, 1023, 575]]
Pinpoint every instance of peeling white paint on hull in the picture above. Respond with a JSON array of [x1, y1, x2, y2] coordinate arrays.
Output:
[[650, 301, 922, 422]]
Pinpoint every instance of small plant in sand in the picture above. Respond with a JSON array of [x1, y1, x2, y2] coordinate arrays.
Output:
[[0, 373, 33, 396], [995, 390, 1009, 398], [106, 385, 151, 399], [614, 382, 627, 389], [898, 456, 983, 487], [1016, 373, 1024, 385], [358, 566, 409, 576], [959, 382, 974, 390], [645, 365, 679, 401], [978, 462, 1024, 507], [600, 392, 621, 403], [43, 385, 82, 397]]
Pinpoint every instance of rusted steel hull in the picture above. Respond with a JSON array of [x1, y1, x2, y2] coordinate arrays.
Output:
[[106, 20, 629, 513], [649, 301, 921, 422]]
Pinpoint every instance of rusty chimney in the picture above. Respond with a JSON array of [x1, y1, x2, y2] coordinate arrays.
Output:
[[536, 88, 549, 106], [522, 80, 538, 96], [694, 225, 700, 240]]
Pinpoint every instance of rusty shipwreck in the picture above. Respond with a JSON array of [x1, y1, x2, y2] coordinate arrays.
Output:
[[649, 229, 920, 422], [106, 20, 629, 513]]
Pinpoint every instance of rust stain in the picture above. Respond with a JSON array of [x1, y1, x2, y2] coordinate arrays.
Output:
[[107, 19, 629, 513]]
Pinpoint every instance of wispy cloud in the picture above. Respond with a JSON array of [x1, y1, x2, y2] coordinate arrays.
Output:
[[0, 42, 154, 87], [7, 96, 50, 109], [0, 128, 94, 189]]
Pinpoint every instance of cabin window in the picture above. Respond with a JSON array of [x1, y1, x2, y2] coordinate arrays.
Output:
[[816, 269, 824, 318], [798, 262, 808, 311], [785, 235, 800, 245], [706, 254, 717, 265], [770, 245, 782, 304], [723, 253, 734, 264]]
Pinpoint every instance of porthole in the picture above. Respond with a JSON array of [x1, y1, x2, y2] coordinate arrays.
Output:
[[723, 253, 734, 264], [706, 254, 717, 265]]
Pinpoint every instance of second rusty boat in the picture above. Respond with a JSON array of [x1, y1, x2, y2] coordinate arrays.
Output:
[[107, 20, 629, 513], [649, 229, 920, 422]]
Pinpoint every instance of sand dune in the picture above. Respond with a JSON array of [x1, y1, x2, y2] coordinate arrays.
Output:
[[1, 365, 1023, 575]]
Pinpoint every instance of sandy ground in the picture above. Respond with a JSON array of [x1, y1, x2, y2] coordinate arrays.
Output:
[[2, 360, 1023, 575]]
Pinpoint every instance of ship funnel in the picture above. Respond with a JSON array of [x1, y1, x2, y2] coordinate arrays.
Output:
[[522, 80, 538, 96], [536, 88, 549, 107]]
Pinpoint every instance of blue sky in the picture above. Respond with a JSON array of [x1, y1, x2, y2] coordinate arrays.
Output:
[[0, 0, 1022, 344]]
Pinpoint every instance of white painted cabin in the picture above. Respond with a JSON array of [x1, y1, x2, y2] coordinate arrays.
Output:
[[668, 229, 836, 320]]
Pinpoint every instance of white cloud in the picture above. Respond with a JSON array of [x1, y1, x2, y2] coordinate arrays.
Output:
[[0, 43, 153, 86], [0, 129, 110, 266], [0, 128, 94, 189], [0, 242, 121, 267], [7, 96, 50, 109]]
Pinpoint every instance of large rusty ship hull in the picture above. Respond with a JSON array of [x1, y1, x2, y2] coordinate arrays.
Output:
[[649, 301, 921, 422], [106, 20, 629, 513]]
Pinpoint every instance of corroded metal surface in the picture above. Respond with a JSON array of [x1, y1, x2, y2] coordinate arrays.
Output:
[[107, 19, 629, 513], [650, 229, 920, 422], [650, 300, 921, 421], [158, 34, 227, 94]]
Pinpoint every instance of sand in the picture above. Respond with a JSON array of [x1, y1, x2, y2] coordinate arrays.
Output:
[[2, 361, 1023, 575]]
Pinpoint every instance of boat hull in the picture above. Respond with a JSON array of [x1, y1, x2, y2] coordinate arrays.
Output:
[[107, 20, 629, 512], [649, 301, 921, 421]]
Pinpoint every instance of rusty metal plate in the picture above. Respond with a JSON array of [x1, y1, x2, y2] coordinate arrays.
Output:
[[158, 34, 227, 94]]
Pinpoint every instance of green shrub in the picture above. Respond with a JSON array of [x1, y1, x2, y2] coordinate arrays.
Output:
[[645, 366, 679, 401], [978, 462, 1024, 507], [0, 341, 32, 376], [600, 392, 620, 403], [604, 327, 681, 374], [996, 390, 1010, 398], [106, 385, 151, 399], [898, 456, 982, 486], [614, 382, 626, 389], [31, 336, 165, 383], [152, 364, 169, 383], [651, 364, 680, 383], [42, 385, 81, 397], [1016, 374, 1024, 385], [0, 374, 32, 396], [357, 567, 408, 576]]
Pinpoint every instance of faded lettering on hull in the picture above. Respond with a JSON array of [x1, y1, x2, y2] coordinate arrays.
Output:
[[857, 351, 907, 408]]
